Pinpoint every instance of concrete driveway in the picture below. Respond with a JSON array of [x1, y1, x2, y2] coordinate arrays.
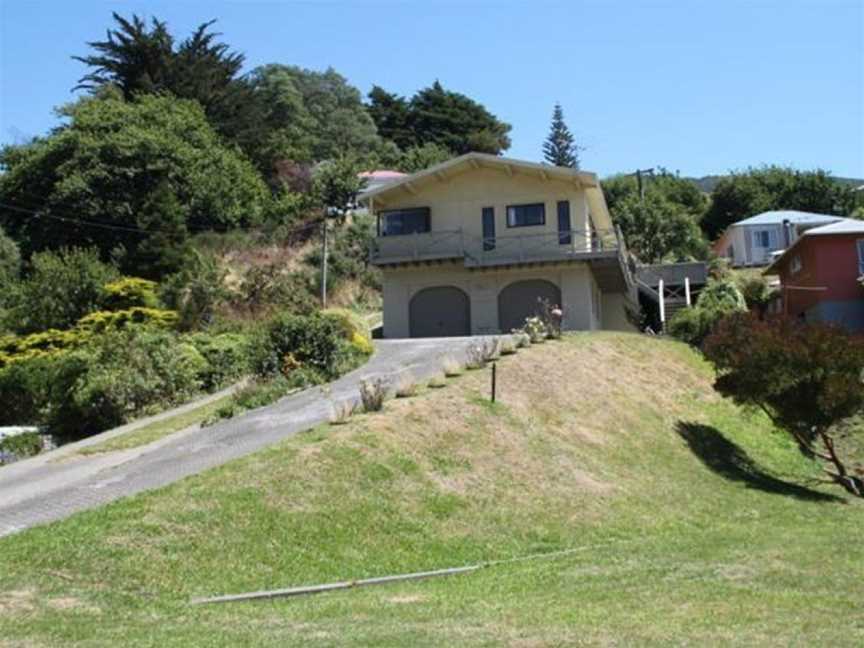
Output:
[[0, 337, 501, 538]]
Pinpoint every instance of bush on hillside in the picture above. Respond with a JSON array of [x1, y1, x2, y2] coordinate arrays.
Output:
[[6, 247, 118, 334], [48, 328, 206, 440], [667, 279, 746, 348], [255, 312, 356, 380], [160, 250, 229, 330], [704, 313, 864, 497], [100, 277, 159, 310], [75, 307, 179, 333], [187, 332, 252, 390]]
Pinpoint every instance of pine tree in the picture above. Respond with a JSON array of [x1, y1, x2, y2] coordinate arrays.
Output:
[[542, 103, 580, 168]]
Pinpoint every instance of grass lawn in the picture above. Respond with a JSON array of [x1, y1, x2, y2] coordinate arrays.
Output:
[[75, 393, 237, 456], [1, 333, 862, 646]]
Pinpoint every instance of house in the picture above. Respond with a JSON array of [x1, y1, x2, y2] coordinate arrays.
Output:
[[358, 170, 408, 193], [764, 218, 864, 331], [713, 210, 844, 267], [360, 153, 639, 338]]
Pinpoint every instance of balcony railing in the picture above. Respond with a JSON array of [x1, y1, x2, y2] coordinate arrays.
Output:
[[370, 228, 621, 267]]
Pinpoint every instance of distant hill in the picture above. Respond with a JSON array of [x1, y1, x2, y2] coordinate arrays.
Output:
[[685, 174, 864, 193]]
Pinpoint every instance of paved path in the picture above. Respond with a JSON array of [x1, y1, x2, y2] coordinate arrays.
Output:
[[0, 337, 501, 538]]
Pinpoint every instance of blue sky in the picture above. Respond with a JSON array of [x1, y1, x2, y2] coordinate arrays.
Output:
[[1, 0, 862, 178]]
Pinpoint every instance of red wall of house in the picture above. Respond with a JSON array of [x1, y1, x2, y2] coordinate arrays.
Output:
[[777, 234, 862, 317]]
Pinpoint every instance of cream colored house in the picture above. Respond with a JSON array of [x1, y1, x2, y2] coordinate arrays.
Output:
[[361, 153, 638, 338]]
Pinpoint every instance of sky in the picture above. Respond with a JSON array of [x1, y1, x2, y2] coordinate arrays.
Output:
[[1, 0, 862, 179]]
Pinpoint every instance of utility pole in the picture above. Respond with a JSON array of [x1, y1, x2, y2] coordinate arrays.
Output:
[[631, 167, 655, 203], [320, 217, 329, 308]]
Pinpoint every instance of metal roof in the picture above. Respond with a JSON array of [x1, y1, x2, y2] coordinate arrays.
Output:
[[800, 218, 864, 236], [734, 210, 843, 226]]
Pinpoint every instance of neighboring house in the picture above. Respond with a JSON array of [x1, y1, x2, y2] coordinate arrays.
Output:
[[764, 218, 864, 331], [360, 153, 638, 338], [714, 210, 844, 267], [358, 170, 408, 193]]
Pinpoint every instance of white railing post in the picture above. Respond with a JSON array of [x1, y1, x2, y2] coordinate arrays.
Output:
[[412, 231, 419, 259], [658, 279, 666, 325], [685, 277, 691, 306]]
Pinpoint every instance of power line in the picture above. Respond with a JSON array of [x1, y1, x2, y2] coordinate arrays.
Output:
[[0, 200, 325, 239]]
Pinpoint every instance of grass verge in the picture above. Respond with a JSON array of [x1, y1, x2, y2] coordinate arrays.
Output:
[[1, 333, 861, 646], [77, 394, 237, 456]]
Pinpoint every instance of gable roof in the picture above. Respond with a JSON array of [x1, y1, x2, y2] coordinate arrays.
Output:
[[764, 218, 864, 274], [358, 152, 612, 229], [734, 210, 843, 227]]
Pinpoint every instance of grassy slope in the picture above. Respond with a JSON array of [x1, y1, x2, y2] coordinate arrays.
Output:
[[1, 333, 862, 646]]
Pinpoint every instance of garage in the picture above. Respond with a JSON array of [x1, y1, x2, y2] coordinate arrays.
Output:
[[498, 279, 561, 332], [409, 286, 471, 337]]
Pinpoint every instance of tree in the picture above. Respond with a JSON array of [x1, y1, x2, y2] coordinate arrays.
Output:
[[407, 81, 511, 155], [666, 279, 747, 348], [367, 86, 414, 150], [5, 247, 118, 333], [397, 142, 453, 172], [703, 313, 864, 497], [0, 93, 269, 277], [701, 166, 854, 240], [0, 226, 20, 286], [612, 193, 708, 263], [542, 103, 580, 168], [250, 65, 380, 163], [74, 13, 263, 152]]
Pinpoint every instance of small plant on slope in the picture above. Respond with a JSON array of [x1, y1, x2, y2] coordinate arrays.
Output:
[[359, 377, 387, 412], [703, 312, 864, 497]]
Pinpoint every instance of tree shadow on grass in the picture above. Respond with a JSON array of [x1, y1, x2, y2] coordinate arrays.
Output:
[[676, 422, 844, 503]]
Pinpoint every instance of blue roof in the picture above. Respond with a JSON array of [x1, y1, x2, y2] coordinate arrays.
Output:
[[734, 210, 843, 226]]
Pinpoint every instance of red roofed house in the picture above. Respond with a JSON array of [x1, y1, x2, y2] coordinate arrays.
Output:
[[764, 219, 864, 332]]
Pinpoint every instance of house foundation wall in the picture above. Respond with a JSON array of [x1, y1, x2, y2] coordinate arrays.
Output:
[[382, 262, 630, 338]]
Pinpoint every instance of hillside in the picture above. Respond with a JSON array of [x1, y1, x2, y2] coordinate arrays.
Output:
[[686, 174, 863, 193], [1, 334, 862, 646]]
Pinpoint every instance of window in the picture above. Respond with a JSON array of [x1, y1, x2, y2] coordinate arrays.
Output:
[[378, 207, 430, 236], [790, 255, 802, 274], [482, 207, 495, 251], [858, 239, 864, 276], [557, 201, 571, 244], [506, 203, 545, 228], [753, 230, 771, 248]]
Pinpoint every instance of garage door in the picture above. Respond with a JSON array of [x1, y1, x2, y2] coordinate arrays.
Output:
[[498, 279, 561, 332], [409, 286, 471, 338]]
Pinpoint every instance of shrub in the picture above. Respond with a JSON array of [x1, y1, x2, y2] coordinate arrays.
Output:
[[667, 278, 747, 348], [704, 313, 864, 497], [360, 377, 387, 412], [520, 316, 548, 343], [205, 375, 293, 424], [48, 328, 205, 440], [187, 332, 252, 390], [8, 247, 118, 333], [0, 355, 58, 425], [235, 264, 317, 317], [427, 374, 447, 389], [256, 311, 368, 380], [75, 307, 180, 333], [160, 250, 228, 330], [394, 372, 419, 398], [101, 277, 159, 310], [0, 328, 84, 368], [330, 399, 357, 424], [499, 338, 517, 355], [322, 308, 371, 340], [442, 357, 464, 377], [0, 431, 42, 463], [466, 339, 498, 369]]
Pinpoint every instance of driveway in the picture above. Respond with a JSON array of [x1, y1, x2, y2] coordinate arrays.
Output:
[[0, 337, 500, 538]]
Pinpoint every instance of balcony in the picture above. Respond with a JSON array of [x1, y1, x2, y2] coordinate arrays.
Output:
[[370, 228, 621, 268]]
